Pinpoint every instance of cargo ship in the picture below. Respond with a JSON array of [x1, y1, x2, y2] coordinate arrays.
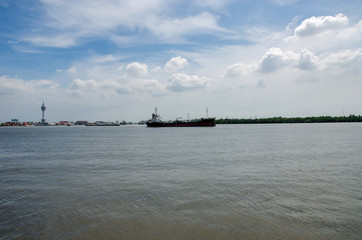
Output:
[[146, 108, 215, 127]]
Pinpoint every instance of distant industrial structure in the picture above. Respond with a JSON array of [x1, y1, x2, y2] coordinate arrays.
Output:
[[41, 101, 46, 125], [1, 101, 143, 126]]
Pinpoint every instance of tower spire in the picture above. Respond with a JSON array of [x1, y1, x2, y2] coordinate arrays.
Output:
[[41, 101, 46, 125]]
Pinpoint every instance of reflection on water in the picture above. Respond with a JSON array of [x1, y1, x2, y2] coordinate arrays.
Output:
[[1, 124, 361, 239]]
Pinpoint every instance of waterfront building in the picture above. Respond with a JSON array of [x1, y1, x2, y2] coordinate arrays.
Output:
[[74, 121, 88, 125]]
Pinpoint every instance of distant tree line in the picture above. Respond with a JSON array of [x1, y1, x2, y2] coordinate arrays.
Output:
[[215, 115, 362, 124]]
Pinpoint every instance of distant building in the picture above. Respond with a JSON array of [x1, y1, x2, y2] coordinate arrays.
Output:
[[4, 119, 20, 126], [57, 121, 72, 126], [74, 121, 88, 125], [21, 122, 30, 126]]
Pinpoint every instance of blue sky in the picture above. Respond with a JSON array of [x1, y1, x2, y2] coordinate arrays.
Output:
[[1, 0, 362, 122]]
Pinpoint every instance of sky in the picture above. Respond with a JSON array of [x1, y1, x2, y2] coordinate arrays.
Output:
[[0, 0, 361, 122]]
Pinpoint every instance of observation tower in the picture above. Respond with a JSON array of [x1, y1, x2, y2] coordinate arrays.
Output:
[[41, 102, 46, 125]]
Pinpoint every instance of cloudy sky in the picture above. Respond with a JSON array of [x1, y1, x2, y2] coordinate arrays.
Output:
[[1, 0, 361, 122]]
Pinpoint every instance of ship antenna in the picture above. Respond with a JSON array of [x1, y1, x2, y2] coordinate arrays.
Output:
[[206, 108, 208, 118]]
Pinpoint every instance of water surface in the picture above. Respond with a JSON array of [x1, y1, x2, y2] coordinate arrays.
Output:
[[1, 124, 361, 239]]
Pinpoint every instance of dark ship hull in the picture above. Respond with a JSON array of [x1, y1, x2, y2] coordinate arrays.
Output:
[[146, 118, 215, 127]]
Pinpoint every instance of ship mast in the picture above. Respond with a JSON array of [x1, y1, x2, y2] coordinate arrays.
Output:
[[151, 107, 161, 122]]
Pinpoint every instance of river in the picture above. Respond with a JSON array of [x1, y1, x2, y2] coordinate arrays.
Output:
[[1, 123, 361, 239]]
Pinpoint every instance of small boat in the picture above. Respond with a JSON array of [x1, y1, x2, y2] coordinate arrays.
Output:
[[146, 108, 215, 127]]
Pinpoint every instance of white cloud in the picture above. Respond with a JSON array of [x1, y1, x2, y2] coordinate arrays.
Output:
[[219, 47, 362, 95], [0, 76, 32, 94], [70, 78, 128, 92], [294, 13, 348, 38], [337, 20, 362, 41], [271, 0, 299, 6], [223, 63, 256, 78], [39, 0, 165, 33], [146, 12, 226, 42], [0, 76, 59, 95], [67, 74, 166, 98], [321, 48, 362, 72], [283, 14, 362, 54], [109, 34, 140, 45], [67, 66, 77, 73], [285, 15, 302, 34], [164, 56, 188, 72], [297, 49, 319, 70], [125, 62, 148, 78], [167, 73, 212, 92], [224, 63, 244, 77], [23, 34, 78, 48], [195, 0, 233, 9], [90, 54, 123, 63], [130, 78, 165, 96], [221, 46, 362, 84], [69, 79, 98, 90], [68, 78, 129, 97], [30, 79, 58, 88], [222, 48, 299, 77], [258, 47, 298, 73], [153, 66, 162, 72], [22, 0, 226, 47]]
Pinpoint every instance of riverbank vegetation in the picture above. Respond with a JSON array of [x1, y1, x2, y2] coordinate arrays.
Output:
[[215, 115, 362, 124]]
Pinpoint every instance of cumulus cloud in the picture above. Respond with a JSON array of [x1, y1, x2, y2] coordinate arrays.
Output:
[[221, 47, 362, 89], [223, 63, 256, 78], [167, 73, 211, 92], [297, 49, 319, 70], [223, 48, 324, 77], [294, 13, 348, 38], [224, 63, 244, 77], [125, 62, 148, 78], [164, 56, 188, 72], [258, 47, 298, 73]]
